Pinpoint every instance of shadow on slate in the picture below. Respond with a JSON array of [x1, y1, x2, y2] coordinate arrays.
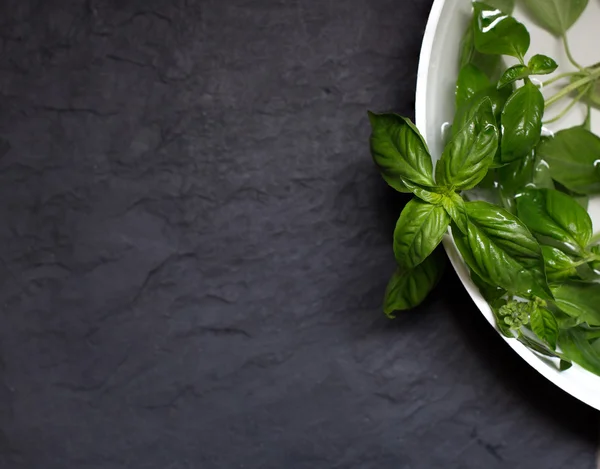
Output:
[[0, 0, 597, 468]]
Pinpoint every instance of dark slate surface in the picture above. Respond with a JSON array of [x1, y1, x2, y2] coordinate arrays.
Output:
[[0, 0, 598, 468]]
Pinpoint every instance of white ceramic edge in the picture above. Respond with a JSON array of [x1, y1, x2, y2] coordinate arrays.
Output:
[[415, 0, 600, 411]]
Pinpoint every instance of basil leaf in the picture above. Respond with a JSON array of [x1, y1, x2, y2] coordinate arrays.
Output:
[[530, 306, 559, 349], [542, 246, 578, 282], [552, 282, 600, 326], [456, 64, 491, 109], [459, 24, 503, 80], [518, 331, 560, 358], [498, 150, 536, 192], [452, 201, 552, 300], [453, 85, 512, 136], [393, 198, 451, 270], [368, 112, 435, 191], [436, 98, 499, 190], [458, 0, 515, 78], [472, 2, 530, 60], [521, 0, 589, 36], [536, 126, 600, 194], [471, 270, 507, 302], [554, 308, 582, 329], [527, 54, 558, 75], [500, 81, 544, 163], [459, 24, 475, 69], [498, 64, 530, 89], [519, 340, 558, 358], [401, 179, 445, 205], [553, 182, 590, 209], [383, 252, 445, 317], [558, 328, 600, 376], [573, 194, 590, 210], [532, 155, 555, 189], [442, 192, 468, 235], [585, 328, 600, 342], [516, 188, 592, 256], [497, 150, 535, 213], [476, 167, 498, 190]]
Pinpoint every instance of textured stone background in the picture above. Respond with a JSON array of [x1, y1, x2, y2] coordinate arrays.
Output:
[[0, 0, 597, 468]]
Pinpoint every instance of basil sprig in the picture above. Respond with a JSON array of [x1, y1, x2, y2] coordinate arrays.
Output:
[[369, 0, 600, 375]]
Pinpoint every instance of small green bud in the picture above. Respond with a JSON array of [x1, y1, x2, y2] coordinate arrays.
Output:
[[498, 300, 532, 329]]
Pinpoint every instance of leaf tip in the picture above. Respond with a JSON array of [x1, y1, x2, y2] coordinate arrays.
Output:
[[367, 110, 378, 126]]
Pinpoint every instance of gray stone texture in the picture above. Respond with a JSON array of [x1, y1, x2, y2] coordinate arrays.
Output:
[[0, 0, 597, 468]]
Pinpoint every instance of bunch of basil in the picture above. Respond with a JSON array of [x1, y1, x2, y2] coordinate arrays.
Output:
[[369, 0, 600, 375]]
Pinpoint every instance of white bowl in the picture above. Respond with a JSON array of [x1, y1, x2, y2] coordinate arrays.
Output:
[[416, 0, 600, 410]]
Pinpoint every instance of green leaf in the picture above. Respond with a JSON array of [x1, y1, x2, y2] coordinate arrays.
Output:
[[518, 331, 561, 358], [536, 126, 600, 194], [552, 282, 600, 326], [497, 64, 530, 89], [532, 154, 555, 189], [497, 150, 535, 213], [368, 112, 435, 192], [476, 167, 498, 190], [553, 182, 590, 209], [515, 188, 593, 256], [459, 24, 503, 80], [499, 151, 535, 191], [459, 23, 475, 69], [452, 200, 552, 300], [500, 81, 545, 163], [453, 86, 513, 137], [442, 192, 469, 235], [521, 0, 589, 36], [554, 308, 582, 329], [383, 252, 445, 317], [530, 306, 559, 349], [393, 198, 451, 270], [471, 270, 507, 302], [436, 98, 499, 190], [458, 1, 515, 79], [573, 194, 590, 210], [495, 56, 556, 88], [541, 245, 578, 282], [585, 328, 600, 342], [456, 64, 491, 109], [527, 54, 558, 75], [472, 2, 530, 60], [558, 328, 600, 375], [401, 179, 445, 205]]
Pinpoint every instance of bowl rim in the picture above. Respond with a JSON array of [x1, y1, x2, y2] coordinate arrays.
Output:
[[414, 0, 600, 411]]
